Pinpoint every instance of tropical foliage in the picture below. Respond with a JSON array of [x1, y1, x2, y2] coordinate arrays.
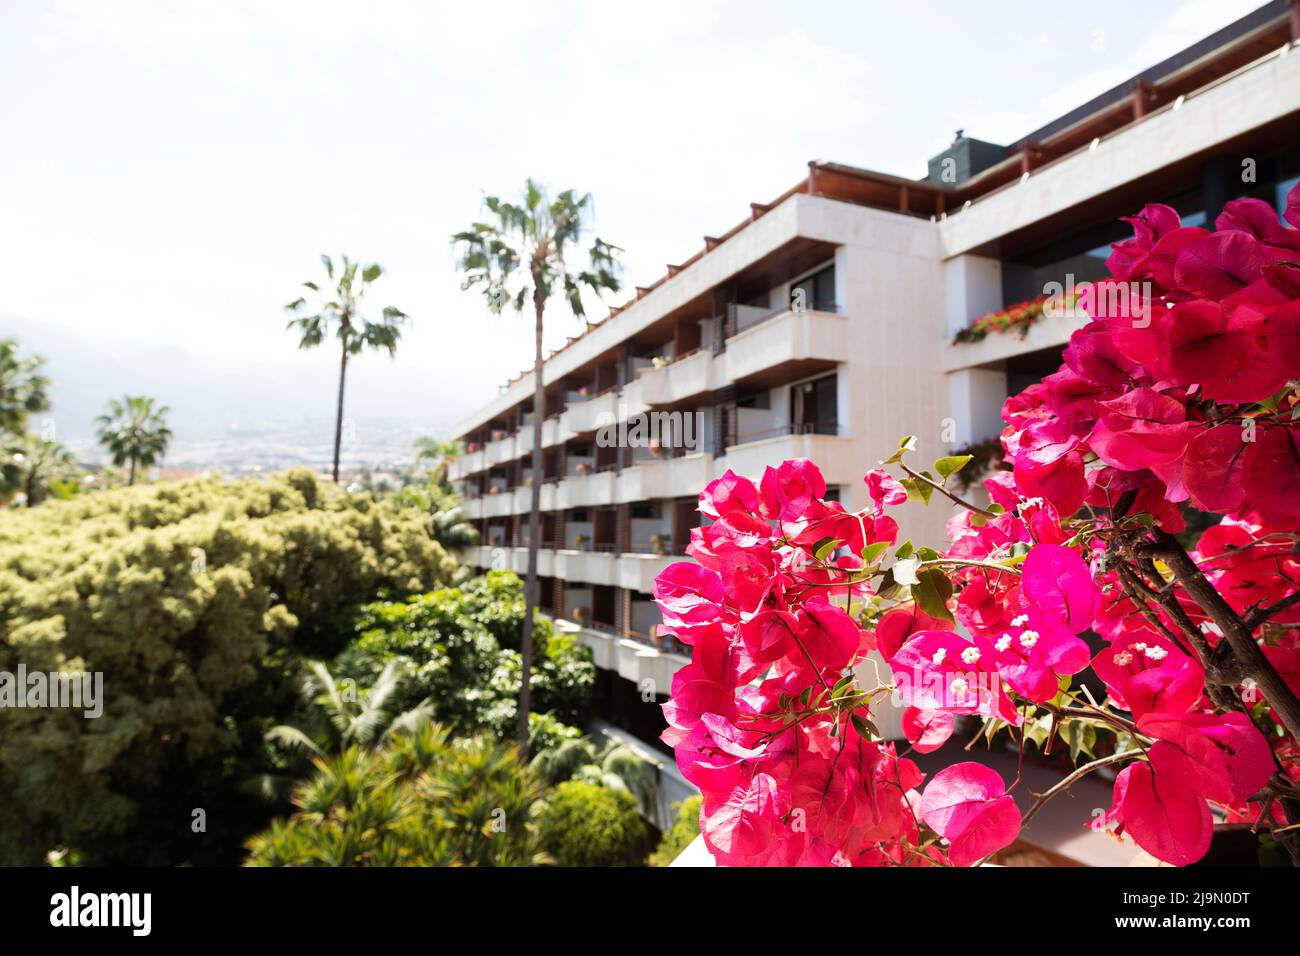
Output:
[[334, 571, 595, 737], [246, 724, 550, 867], [537, 780, 646, 867], [0, 468, 454, 865]]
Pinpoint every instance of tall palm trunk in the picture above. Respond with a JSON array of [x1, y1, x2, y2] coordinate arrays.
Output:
[[127, 457, 137, 486], [332, 342, 349, 484], [518, 280, 545, 751]]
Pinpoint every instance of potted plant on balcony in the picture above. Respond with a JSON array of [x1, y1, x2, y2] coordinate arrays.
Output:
[[575, 461, 592, 475], [650, 533, 671, 556], [572, 533, 591, 551]]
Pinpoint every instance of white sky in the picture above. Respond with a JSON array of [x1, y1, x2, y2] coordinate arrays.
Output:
[[0, 0, 1269, 400]]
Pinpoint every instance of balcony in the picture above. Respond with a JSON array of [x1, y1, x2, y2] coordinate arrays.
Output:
[[723, 307, 846, 387], [479, 491, 515, 518], [722, 426, 858, 486], [616, 452, 715, 503], [554, 468, 618, 509], [637, 349, 716, 407], [563, 389, 619, 436], [448, 449, 485, 481], [485, 435, 516, 466], [617, 552, 678, 593], [944, 301, 1090, 373]]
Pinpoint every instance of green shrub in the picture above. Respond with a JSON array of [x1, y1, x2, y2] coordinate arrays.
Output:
[[335, 571, 595, 733], [0, 469, 455, 865], [649, 794, 701, 867], [538, 780, 646, 867], [245, 724, 548, 867]]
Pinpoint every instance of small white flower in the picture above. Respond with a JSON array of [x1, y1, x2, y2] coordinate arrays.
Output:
[[995, 633, 1013, 653], [1112, 650, 1134, 666], [1143, 644, 1168, 661], [961, 647, 981, 665], [1018, 630, 1039, 649], [1011, 614, 1030, 627], [949, 677, 970, 698], [931, 647, 947, 666]]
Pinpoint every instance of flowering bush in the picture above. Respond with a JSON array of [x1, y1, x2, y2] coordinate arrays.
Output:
[[653, 185, 1300, 867], [952, 290, 1079, 344]]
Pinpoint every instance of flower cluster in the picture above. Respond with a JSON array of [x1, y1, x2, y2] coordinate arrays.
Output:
[[951, 291, 1078, 344], [654, 184, 1300, 867]]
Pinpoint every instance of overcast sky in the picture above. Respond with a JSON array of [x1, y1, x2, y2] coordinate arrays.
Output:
[[0, 0, 1269, 406]]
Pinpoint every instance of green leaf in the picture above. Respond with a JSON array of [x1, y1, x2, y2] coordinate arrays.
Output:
[[882, 435, 917, 465], [812, 537, 840, 562], [900, 477, 934, 506], [876, 568, 902, 601], [1061, 719, 1097, 762], [850, 713, 880, 741], [934, 455, 973, 479], [894, 540, 914, 560], [917, 546, 942, 562], [860, 541, 889, 565], [911, 568, 954, 622]]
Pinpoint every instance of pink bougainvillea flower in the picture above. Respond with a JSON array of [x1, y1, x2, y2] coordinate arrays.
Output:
[[919, 762, 1021, 866], [1242, 424, 1300, 523], [1174, 230, 1269, 301], [652, 561, 724, 645], [1091, 631, 1204, 719], [702, 772, 785, 864], [1088, 388, 1190, 472], [872, 604, 954, 663], [891, 630, 1021, 724], [1182, 424, 1248, 514], [864, 468, 908, 512], [1108, 761, 1212, 867], [902, 707, 955, 754], [1021, 543, 1097, 634], [794, 597, 863, 672]]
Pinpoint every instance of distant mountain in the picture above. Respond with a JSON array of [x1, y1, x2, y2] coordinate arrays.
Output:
[[0, 315, 489, 470]]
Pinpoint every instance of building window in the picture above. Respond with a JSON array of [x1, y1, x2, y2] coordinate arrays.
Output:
[[790, 264, 836, 312], [790, 373, 838, 436]]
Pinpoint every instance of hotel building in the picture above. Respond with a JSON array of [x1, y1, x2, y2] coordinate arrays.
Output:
[[449, 2, 1300, 845]]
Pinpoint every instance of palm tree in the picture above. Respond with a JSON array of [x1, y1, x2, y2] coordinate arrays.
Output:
[[0, 338, 50, 438], [452, 180, 621, 750], [413, 435, 462, 485], [266, 660, 435, 758], [16, 436, 77, 506], [94, 395, 172, 486], [285, 255, 408, 484]]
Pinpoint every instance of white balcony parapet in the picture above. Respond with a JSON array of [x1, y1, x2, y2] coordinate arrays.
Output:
[[554, 468, 618, 509], [722, 308, 846, 385], [485, 435, 515, 466], [722, 431, 858, 488], [563, 389, 620, 436], [449, 449, 486, 481], [637, 349, 716, 407], [616, 452, 715, 504]]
